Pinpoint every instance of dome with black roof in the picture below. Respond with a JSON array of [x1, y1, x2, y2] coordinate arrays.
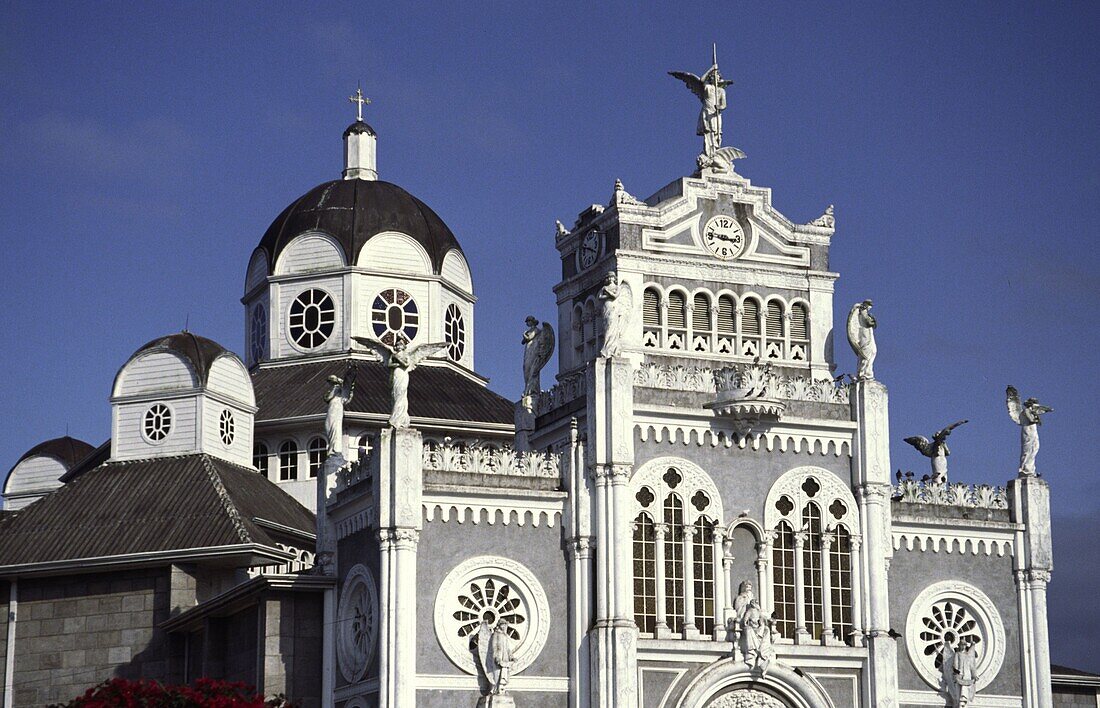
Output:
[[255, 178, 462, 276]]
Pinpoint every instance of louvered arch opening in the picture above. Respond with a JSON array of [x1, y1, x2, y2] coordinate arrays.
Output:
[[766, 301, 784, 338], [742, 298, 761, 336], [692, 293, 711, 332], [717, 296, 735, 335], [643, 288, 661, 328], [791, 302, 809, 340], [667, 292, 687, 330]]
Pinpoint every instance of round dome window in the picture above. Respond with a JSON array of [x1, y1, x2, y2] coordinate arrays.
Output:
[[288, 289, 336, 350], [371, 288, 419, 346]]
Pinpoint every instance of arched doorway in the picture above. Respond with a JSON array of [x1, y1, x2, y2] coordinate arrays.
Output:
[[674, 659, 833, 708]]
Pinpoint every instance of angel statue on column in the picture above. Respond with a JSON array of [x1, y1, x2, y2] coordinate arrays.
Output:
[[352, 336, 446, 429], [598, 271, 633, 358], [323, 363, 357, 457], [846, 300, 877, 380], [1006, 386, 1053, 477], [903, 419, 968, 484], [521, 316, 555, 399]]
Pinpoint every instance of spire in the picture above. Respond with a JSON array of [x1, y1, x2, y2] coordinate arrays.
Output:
[[343, 84, 377, 180]]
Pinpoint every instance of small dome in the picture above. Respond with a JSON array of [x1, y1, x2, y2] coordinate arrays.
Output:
[[343, 120, 376, 137], [11, 436, 95, 474], [256, 180, 462, 276], [126, 332, 230, 387]]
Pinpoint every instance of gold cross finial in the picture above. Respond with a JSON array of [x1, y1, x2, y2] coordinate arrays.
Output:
[[348, 84, 371, 122]]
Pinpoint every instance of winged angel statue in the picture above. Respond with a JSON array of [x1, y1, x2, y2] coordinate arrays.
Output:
[[521, 317, 555, 398], [352, 337, 447, 429], [1006, 386, 1053, 477], [846, 300, 877, 380], [599, 271, 633, 358], [475, 620, 514, 697], [904, 420, 968, 483], [669, 49, 746, 173]]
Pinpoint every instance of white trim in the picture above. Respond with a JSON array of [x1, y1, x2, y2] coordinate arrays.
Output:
[[0, 543, 293, 577], [893, 521, 1017, 557], [896, 689, 1022, 706], [414, 674, 569, 692]]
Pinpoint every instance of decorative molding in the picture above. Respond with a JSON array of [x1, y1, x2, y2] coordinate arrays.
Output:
[[422, 437, 560, 479], [414, 674, 570, 692], [634, 363, 849, 405], [892, 528, 1014, 557], [905, 580, 1006, 694], [636, 423, 851, 457], [893, 479, 1008, 509], [630, 456, 724, 526], [535, 371, 587, 415], [433, 555, 551, 677], [337, 564, 378, 684], [423, 493, 564, 528], [335, 508, 375, 540], [763, 466, 859, 532]]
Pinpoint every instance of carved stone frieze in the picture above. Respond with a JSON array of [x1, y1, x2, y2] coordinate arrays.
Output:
[[534, 371, 587, 415], [634, 362, 849, 404], [422, 437, 560, 479], [893, 479, 1008, 510]]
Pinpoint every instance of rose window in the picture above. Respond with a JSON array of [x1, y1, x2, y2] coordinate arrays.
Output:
[[453, 578, 525, 641], [219, 409, 235, 446], [288, 289, 335, 349], [143, 403, 172, 442], [445, 303, 465, 361], [371, 288, 419, 346], [337, 565, 378, 683], [918, 599, 983, 669], [906, 581, 1005, 693], [250, 304, 267, 364]]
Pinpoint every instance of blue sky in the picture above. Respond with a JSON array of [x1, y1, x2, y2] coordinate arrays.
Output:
[[2, 1, 1098, 670]]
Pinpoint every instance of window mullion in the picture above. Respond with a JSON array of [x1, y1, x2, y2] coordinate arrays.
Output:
[[654, 523, 670, 637]]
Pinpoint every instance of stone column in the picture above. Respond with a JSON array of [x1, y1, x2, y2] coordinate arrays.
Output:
[[820, 532, 842, 646], [1011, 475, 1053, 708], [375, 427, 423, 708], [756, 536, 772, 615], [682, 526, 698, 639], [587, 357, 638, 708], [851, 378, 898, 702], [564, 419, 593, 708], [712, 527, 727, 639], [721, 536, 735, 624], [654, 523, 670, 638], [793, 531, 810, 644], [848, 535, 865, 646], [1028, 570, 1053, 708]]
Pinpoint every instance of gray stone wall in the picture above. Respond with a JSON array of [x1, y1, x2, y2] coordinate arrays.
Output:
[[336, 526, 380, 688], [416, 515, 569, 679], [261, 591, 323, 708], [1053, 684, 1100, 706], [0, 579, 8, 707], [635, 438, 852, 523], [417, 688, 567, 707], [807, 672, 860, 708], [889, 546, 1022, 697], [10, 568, 170, 706]]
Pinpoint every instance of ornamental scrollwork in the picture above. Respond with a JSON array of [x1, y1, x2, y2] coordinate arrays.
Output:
[[893, 478, 1008, 510], [633, 362, 849, 404]]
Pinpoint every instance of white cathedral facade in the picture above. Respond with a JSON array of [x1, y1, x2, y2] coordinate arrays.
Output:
[[0, 68, 1091, 708]]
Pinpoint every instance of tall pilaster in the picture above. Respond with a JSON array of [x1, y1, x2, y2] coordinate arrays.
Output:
[[587, 356, 638, 708], [1011, 475, 1053, 707], [850, 379, 898, 706], [375, 427, 422, 708], [564, 419, 593, 708]]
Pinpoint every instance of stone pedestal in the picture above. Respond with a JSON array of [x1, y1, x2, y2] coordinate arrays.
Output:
[[1011, 475, 1053, 708], [477, 694, 516, 708], [514, 400, 536, 452], [315, 453, 344, 577]]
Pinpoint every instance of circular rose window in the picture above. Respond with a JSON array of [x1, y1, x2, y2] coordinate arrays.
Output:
[[338, 564, 378, 683], [433, 556, 549, 676], [143, 403, 172, 442], [288, 289, 336, 349], [371, 288, 419, 346], [906, 581, 1005, 693]]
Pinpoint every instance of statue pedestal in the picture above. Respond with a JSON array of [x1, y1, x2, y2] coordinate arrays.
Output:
[[477, 695, 516, 708]]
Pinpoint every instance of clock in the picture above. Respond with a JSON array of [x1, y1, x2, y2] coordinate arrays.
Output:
[[701, 214, 747, 260], [578, 230, 600, 269]]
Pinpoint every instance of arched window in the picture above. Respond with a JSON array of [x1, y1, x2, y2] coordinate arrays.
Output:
[[278, 441, 298, 481], [802, 502, 824, 640], [666, 292, 687, 350], [831, 526, 854, 643], [691, 293, 711, 352], [642, 288, 661, 348], [773, 520, 797, 639], [766, 469, 861, 646], [253, 442, 269, 478], [790, 302, 809, 361], [632, 512, 657, 634], [765, 300, 784, 359], [741, 298, 761, 357], [629, 460, 722, 639], [716, 295, 736, 354], [307, 437, 327, 478]]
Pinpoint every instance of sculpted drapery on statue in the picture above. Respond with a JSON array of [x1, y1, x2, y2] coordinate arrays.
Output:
[[598, 271, 633, 358], [521, 316, 555, 398], [323, 365, 356, 456], [846, 300, 877, 380], [352, 336, 446, 429], [941, 638, 980, 707], [729, 580, 775, 676], [669, 46, 746, 173], [1006, 386, 1053, 477], [904, 420, 968, 484], [475, 620, 514, 697]]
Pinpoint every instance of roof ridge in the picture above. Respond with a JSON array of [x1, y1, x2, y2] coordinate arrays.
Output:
[[199, 455, 252, 544]]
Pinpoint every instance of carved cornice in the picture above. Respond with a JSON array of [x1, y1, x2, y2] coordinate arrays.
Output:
[[422, 437, 560, 479], [636, 422, 851, 458], [535, 371, 587, 415], [892, 479, 1008, 510], [634, 362, 849, 404]]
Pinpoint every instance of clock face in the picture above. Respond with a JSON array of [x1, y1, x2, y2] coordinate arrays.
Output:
[[702, 214, 747, 260], [579, 230, 600, 269]]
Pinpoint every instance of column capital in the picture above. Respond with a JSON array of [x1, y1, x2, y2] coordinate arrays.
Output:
[[568, 537, 594, 559], [1028, 569, 1052, 584], [849, 534, 863, 552], [654, 523, 670, 540], [855, 482, 891, 504], [820, 533, 835, 551], [593, 463, 632, 482], [794, 531, 808, 549]]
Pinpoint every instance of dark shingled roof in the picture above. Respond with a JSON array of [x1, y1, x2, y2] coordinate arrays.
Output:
[[343, 120, 376, 137], [1053, 664, 1100, 678], [253, 359, 514, 426], [0, 454, 314, 568], [10, 436, 95, 475], [124, 331, 231, 387], [256, 179, 462, 275]]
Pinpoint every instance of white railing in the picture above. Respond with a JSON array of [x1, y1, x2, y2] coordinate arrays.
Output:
[[422, 438, 561, 479], [892, 478, 1008, 510]]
